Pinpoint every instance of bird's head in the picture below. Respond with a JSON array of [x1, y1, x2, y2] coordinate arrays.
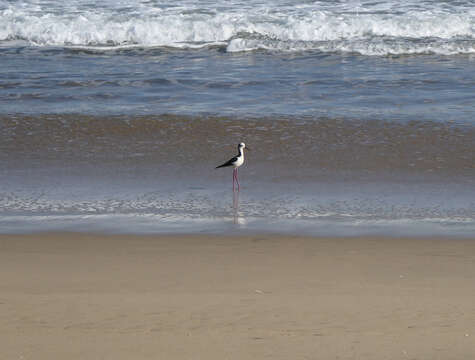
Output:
[[238, 142, 251, 151]]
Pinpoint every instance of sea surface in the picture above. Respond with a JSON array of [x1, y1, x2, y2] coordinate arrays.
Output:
[[1, 0, 474, 236]]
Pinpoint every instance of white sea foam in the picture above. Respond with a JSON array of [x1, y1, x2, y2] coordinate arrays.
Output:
[[0, 0, 474, 55]]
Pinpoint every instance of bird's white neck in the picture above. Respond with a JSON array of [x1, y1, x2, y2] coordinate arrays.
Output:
[[238, 147, 244, 157]]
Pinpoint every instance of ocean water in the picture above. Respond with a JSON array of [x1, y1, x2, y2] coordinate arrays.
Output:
[[0, 0, 474, 236]]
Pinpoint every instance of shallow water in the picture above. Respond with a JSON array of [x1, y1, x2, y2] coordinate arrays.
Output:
[[1, 115, 474, 236], [1, 48, 475, 124]]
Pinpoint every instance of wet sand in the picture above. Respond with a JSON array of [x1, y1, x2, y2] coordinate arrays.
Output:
[[1, 233, 475, 359], [3, 115, 474, 177]]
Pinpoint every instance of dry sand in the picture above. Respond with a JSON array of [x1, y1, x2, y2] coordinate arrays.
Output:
[[1, 233, 475, 359]]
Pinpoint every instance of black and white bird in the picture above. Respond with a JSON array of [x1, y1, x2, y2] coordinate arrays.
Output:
[[216, 142, 250, 191]]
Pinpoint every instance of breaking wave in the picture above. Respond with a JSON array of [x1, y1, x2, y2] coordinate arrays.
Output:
[[1, 0, 474, 55]]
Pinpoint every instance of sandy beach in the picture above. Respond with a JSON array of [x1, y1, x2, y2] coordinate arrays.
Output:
[[1, 233, 474, 359]]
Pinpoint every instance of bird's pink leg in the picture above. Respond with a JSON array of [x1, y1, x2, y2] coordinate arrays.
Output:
[[235, 168, 240, 191], [232, 168, 236, 192]]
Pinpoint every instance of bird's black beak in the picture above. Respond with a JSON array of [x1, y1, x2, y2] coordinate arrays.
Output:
[[245, 147, 251, 151]]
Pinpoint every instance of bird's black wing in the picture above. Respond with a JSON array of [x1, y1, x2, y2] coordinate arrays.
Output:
[[216, 156, 238, 168]]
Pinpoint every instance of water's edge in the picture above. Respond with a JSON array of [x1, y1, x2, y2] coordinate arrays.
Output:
[[1, 115, 474, 237]]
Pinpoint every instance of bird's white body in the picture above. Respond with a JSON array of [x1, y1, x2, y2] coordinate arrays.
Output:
[[232, 147, 245, 168]]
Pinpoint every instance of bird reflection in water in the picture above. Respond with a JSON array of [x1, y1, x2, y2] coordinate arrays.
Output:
[[232, 190, 245, 225]]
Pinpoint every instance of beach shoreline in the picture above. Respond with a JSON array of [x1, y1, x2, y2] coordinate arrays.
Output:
[[1, 232, 474, 359], [2, 114, 474, 238]]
